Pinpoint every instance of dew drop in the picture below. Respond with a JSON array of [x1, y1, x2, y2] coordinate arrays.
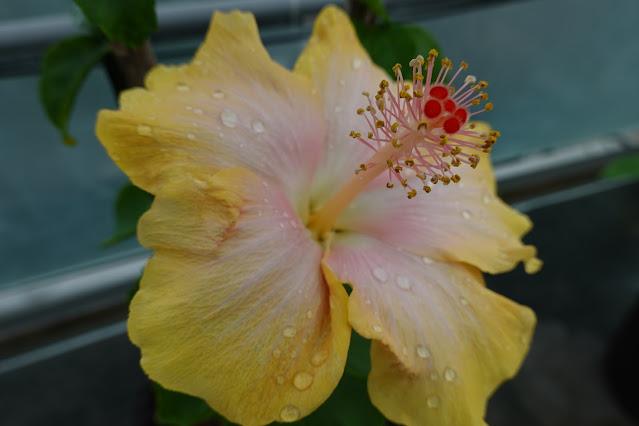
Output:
[[430, 371, 439, 381], [334, 105, 344, 113], [482, 194, 492, 204], [306, 310, 314, 319], [252, 120, 265, 133], [416, 345, 431, 359], [422, 256, 434, 265], [352, 57, 363, 69], [373, 325, 383, 333], [187, 133, 196, 141], [461, 210, 472, 220], [137, 124, 152, 136], [283, 326, 297, 337], [221, 108, 239, 128], [212, 90, 224, 99], [427, 395, 441, 408], [372, 268, 388, 283], [396, 275, 412, 291], [280, 405, 300, 422], [185, 105, 193, 111], [193, 107, 203, 115], [460, 297, 469, 306], [293, 372, 314, 391], [311, 349, 329, 366], [176, 83, 190, 92], [402, 346, 409, 356], [272, 348, 281, 359], [444, 367, 457, 382], [276, 375, 285, 385]]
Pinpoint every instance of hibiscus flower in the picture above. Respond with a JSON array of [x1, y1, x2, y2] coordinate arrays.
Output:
[[97, 5, 541, 426]]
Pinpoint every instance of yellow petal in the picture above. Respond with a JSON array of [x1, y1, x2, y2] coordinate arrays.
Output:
[[324, 232, 535, 426], [336, 122, 541, 274], [130, 168, 350, 425], [97, 10, 324, 217], [294, 5, 389, 208]]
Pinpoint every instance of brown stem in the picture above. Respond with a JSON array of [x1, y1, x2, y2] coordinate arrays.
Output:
[[103, 39, 156, 96]]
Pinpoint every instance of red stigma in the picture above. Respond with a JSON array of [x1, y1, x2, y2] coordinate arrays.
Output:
[[429, 85, 449, 99], [424, 100, 442, 119]]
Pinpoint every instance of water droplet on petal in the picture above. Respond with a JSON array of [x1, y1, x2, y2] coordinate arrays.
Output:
[[460, 297, 469, 306], [187, 133, 196, 141], [176, 83, 190, 92], [372, 268, 388, 283], [212, 90, 224, 99], [252, 120, 265, 133], [283, 326, 297, 337], [272, 348, 281, 359], [422, 256, 434, 265], [221, 108, 239, 128], [137, 124, 152, 136], [352, 58, 362, 69], [396, 275, 412, 291], [311, 349, 329, 366], [193, 107, 203, 115], [482, 193, 492, 204], [373, 325, 383, 333], [427, 395, 441, 408], [293, 372, 314, 390], [444, 367, 457, 382], [306, 310, 313, 319], [334, 105, 343, 113], [185, 105, 193, 111], [430, 371, 439, 381], [461, 210, 472, 220], [276, 375, 285, 384], [416, 345, 431, 359], [280, 405, 300, 422]]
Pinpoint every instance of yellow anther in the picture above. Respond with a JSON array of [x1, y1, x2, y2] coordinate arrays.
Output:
[[399, 90, 407, 98], [416, 54, 425, 65], [441, 57, 452, 69], [479, 81, 488, 89], [472, 99, 481, 105], [451, 174, 461, 183], [431, 176, 439, 184], [359, 163, 367, 171], [451, 158, 461, 167], [401, 179, 408, 188], [362, 91, 370, 97], [392, 138, 403, 148], [484, 102, 494, 111], [407, 189, 417, 199], [448, 87, 456, 95], [404, 84, 410, 90], [416, 172, 426, 180], [417, 121, 428, 131], [450, 146, 462, 155], [386, 182, 394, 188], [375, 119, 385, 128], [441, 176, 451, 185], [386, 159, 393, 168], [480, 92, 489, 101], [390, 122, 399, 133], [379, 80, 390, 89], [404, 158, 415, 167], [428, 49, 439, 59], [469, 123, 477, 129], [423, 185, 432, 193], [439, 135, 448, 146], [376, 97, 385, 110], [356, 108, 365, 115], [486, 136, 497, 145], [349, 131, 362, 138], [367, 132, 373, 139], [459, 61, 468, 70], [413, 89, 423, 98], [489, 130, 501, 137], [395, 166, 404, 173], [414, 73, 424, 82], [482, 147, 492, 153], [392, 63, 402, 76]]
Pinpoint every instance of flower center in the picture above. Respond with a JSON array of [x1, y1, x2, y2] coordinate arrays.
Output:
[[308, 49, 499, 236]]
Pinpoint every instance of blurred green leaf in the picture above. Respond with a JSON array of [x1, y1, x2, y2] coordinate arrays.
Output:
[[154, 383, 231, 426], [74, 0, 157, 47], [600, 153, 639, 179], [354, 21, 441, 78], [344, 330, 371, 379], [103, 183, 153, 247], [39, 35, 109, 146], [355, 0, 391, 23]]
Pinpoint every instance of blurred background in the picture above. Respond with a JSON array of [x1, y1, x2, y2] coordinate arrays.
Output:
[[1, 0, 638, 425]]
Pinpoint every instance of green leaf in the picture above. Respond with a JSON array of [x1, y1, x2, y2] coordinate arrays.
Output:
[[153, 383, 231, 426], [102, 183, 154, 247], [600, 153, 639, 179], [354, 21, 442, 78], [344, 330, 371, 379], [39, 35, 109, 146], [73, 0, 157, 47], [355, 0, 391, 23]]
